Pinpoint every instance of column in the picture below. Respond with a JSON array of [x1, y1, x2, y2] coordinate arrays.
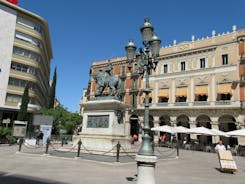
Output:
[[236, 115, 245, 145], [211, 74, 216, 105], [171, 79, 176, 104], [210, 117, 219, 143], [155, 81, 159, 104], [170, 116, 177, 126], [189, 117, 197, 140], [153, 116, 160, 143], [124, 110, 131, 138], [190, 77, 194, 104]]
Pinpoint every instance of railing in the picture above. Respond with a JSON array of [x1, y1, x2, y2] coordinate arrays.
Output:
[[193, 101, 210, 106], [137, 100, 241, 108], [174, 102, 188, 106], [215, 101, 231, 105]]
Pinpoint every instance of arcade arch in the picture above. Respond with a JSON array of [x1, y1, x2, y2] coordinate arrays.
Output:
[[196, 115, 212, 145], [218, 115, 238, 147]]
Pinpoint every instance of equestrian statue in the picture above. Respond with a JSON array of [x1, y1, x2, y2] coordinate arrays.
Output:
[[92, 63, 121, 99]]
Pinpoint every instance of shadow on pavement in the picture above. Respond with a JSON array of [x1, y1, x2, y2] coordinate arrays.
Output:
[[0, 172, 66, 184]]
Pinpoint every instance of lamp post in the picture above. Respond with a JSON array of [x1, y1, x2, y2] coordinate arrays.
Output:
[[125, 18, 161, 184]]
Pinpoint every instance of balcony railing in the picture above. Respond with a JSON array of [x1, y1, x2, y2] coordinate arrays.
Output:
[[215, 100, 231, 105], [175, 102, 188, 106], [137, 100, 241, 109], [193, 101, 210, 106]]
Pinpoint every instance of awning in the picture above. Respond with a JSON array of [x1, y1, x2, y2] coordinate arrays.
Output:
[[217, 84, 232, 94], [175, 87, 187, 97], [195, 85, 208, 95], [158, 89, 169, 97]]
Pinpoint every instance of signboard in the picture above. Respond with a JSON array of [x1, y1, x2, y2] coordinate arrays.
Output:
[[33, 115, 53, 126], [2, 118, 10, 124], [6, 0, 18, 5], [12, 121, 27, 137], [40, 125, 52, 145]]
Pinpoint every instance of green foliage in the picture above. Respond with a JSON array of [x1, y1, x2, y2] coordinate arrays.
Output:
[[39, 105, 82, 135], [17, 83, 30, 121], [48, 67, 57, 109], [0, 127, 12, 139]]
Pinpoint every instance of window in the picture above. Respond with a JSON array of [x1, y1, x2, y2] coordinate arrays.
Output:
[[158, 97, 169, 103], [8, 77, 35, 90], [11, 62, 36, 74], [163, 64, 168, 74], [176, 96, 187, 102], [6, 94, 22, 103], [181, 61, 185, 71], [218, 94, 231, 101], [15, 32, 43, 49], [195, 95, 208, 101], [13, 47, 41, 62], [130, 94, 137, 108], [222, 54, 228, 65], [200, 58, 205, 68], [17, 17, 44, 34]]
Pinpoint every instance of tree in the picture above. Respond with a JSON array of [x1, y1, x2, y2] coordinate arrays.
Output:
[[40, 106, 82, 135], [17, 83, 30, 121], [48, 67, 57, 109]]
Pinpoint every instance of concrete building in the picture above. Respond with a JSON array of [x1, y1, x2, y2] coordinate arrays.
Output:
[[0, 1, 53, 124], [83, 26, 245, 147]]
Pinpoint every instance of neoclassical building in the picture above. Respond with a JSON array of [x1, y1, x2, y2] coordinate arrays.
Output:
[[0, 1, 53, 123], [83, 26, 245, 146]]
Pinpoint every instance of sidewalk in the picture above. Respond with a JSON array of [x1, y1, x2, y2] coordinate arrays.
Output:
[[0, 144, 245, 184]]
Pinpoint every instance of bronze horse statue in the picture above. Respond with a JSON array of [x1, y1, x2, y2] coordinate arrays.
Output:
[[93, 70, 121, 98]]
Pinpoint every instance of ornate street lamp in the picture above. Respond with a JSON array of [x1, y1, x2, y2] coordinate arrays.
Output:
[[125, 18, 161, 184]]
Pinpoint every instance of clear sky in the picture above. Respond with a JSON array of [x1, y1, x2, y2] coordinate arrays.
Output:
[[17, 0, 245, 112]]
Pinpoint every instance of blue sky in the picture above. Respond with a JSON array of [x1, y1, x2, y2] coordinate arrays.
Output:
[[17, 0, 245, 112]]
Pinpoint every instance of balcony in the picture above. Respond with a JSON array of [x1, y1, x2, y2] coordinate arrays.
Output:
[[137, 100, 241, 109]]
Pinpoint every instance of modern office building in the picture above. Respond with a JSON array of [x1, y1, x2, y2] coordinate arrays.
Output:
[[83, 26, 245, 146], [0, 1, 53, 124]]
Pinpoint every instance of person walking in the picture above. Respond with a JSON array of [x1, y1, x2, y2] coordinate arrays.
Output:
[[215, 140, 226, 152]]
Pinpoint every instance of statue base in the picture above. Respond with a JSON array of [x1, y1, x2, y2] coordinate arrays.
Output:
[[74, 99, 133, 156]]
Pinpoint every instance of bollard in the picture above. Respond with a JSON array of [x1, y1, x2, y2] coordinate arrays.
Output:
[[77, 139, 82, 157], [45, 138, 50, 154], [61, 137, 64, 147], [18, 137, 24, 152], [176, 141, 179, 157], [116, 141, 121, 162]]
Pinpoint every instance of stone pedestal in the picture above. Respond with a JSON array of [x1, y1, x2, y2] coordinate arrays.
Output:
[[76, 99, 132, 155], [135, 155, 157, 184]]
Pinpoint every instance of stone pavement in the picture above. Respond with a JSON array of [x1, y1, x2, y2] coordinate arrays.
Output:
[[0, 144, 245, 184]]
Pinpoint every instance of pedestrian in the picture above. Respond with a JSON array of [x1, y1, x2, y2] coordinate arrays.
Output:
[[36, 130, 44, 145], [215, 140, 226, 152]]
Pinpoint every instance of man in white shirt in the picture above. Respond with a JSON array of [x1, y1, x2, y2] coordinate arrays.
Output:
[[215, 140, 226, 152]]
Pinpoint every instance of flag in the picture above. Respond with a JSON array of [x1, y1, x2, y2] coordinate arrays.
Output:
[[6, 0, 18, 5]]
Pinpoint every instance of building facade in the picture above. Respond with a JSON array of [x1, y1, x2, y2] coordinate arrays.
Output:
[[84, 26, 245, 146], [0, 1, 53, 124]]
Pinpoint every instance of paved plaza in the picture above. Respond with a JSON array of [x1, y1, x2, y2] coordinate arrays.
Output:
[[0, 144, 245, 184]]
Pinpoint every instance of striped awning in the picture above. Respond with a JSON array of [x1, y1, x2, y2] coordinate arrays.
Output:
[[195, 85, 208, 95], [217, 84, 232, 94], [175, 87, 187, 97], [158, 89, 169, 97]]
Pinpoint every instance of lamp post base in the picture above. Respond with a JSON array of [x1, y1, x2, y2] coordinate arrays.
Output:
[[135, 154, 157, 184]]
